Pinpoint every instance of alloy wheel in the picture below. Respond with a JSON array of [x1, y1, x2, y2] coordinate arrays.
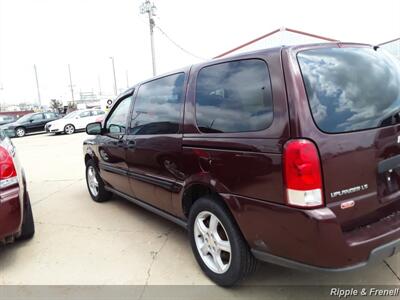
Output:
[[87, 166, 99, 197], [16, 128, 25, 137], [194, 211, 232, 274], [65, 125, 75, 134]]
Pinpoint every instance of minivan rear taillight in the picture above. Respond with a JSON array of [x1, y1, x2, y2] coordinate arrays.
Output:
[[283, 139, 324, 208], [0, 145, 18, 189]]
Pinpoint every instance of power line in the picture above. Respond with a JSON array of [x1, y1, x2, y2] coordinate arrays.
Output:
[[154, 24, 208, 61]]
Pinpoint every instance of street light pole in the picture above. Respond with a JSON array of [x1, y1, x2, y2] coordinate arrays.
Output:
[[109, 56, 118, 96], [140, 0, 157, 76], [33, 64, 42, 109], [68, 64, 75, 104], [98, 76, 102, 96]]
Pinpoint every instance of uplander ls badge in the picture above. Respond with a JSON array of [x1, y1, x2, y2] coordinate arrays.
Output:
[[331, 184, 369, 198]]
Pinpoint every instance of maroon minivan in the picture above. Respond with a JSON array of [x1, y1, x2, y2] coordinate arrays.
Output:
[[83, 43, 400, 286]]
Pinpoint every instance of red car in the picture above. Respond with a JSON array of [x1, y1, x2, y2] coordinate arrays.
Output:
[[0, 129, 34, 243], [83, 43, 400, 286]]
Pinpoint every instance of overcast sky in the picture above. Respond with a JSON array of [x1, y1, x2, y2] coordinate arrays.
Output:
[[0, 0, 399, 105]]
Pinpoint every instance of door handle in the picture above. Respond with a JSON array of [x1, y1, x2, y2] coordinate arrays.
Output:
[[112, 139, 125, 147], [126, 140, 136, 149]]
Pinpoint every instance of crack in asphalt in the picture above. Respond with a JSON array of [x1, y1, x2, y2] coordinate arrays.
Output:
[[30, 178, 83, 183], [31, 179, 83, 206], [138, 228, 174, 300], [35, 221, 151, 234], [384, 259, 400, 282]]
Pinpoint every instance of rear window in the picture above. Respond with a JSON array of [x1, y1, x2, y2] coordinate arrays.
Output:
[[0, 116, 13, 121], [195, 59, 273, 133], [298, 47, 400, 133]]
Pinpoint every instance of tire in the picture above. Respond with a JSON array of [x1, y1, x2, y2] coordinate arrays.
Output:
[[15, 127, 26, 137], [86, 159, 112, 202], [18, 195, 35, 240], [188, 196, 257, 286], [64, 124, 75, 135]]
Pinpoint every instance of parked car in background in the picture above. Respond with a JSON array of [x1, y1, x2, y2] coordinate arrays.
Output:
[[0, 115, 17, 126], [83, 43, 400, 286], [0, 112, 60, 137], [0, 129, 35, 244], [45, 109, 105, 135]]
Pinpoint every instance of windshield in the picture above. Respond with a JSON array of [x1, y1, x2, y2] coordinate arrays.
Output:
[[298, 47, 400, 133], [63, 111, 81, 119]]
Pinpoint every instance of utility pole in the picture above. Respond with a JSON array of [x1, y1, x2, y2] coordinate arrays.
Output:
[[68, 64, 75, 104], [126, 70, 129, 88], [140, 0, 157, 76], [109, 56, 117, 96], [33, 64, 41, 109]]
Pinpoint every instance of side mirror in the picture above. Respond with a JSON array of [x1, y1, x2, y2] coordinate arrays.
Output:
[[86, 122, 102, 135]]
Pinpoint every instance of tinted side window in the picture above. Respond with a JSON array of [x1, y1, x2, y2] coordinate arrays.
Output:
[[31, 114, 44, 121], [79, 111, 91, 118], [93, 110, 105, 116], [44, 112, 56, 119], [0, 116, 12, 121], [298, 47, 400, 133], [195, 59, 273, 133], [106, 96, 132, 134], [129, 73, 185, 135]]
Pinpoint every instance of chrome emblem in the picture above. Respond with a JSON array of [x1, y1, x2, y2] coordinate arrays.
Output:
[[331, 184, 368, 198]]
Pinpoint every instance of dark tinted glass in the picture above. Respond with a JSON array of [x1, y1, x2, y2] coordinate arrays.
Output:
[[106, 96, 132, 134], [31, 114, 44, 121], [79, 111, 91, 118], [298, 47, 400, 133], [44, 112, 56, 119], [0, 116, 13, 121], [130, 73, 185, 135], [195, 59, 273, 133]]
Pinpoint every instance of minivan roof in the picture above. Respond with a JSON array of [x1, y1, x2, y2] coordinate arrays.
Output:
[[121, 42, 373, 97]]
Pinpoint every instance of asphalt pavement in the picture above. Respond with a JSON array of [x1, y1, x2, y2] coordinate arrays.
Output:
[[0, 132, 398, 299]]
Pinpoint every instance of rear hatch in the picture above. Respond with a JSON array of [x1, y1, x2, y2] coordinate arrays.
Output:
[[297, 46, 400, 231]]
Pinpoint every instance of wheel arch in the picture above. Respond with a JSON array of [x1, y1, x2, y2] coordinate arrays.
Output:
[[84, 153, 92, 165], [181, 179, 233, 219], [15, 126, 26, 133], [64, 123, 75, 132], [84, 147, 98, 167]]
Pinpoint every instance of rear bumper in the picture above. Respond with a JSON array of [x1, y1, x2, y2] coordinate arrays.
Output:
[[222, 194, 400, 270], [252, 238, 400, 272], [3, 129, 15, 138], [0, 185, 22, 240]]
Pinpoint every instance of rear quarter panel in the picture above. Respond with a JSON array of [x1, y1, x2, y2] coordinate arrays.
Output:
[[175, 49, 290, 217]]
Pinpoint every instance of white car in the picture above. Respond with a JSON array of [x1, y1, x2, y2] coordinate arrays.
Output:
[[45, 109, 105, 135]]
